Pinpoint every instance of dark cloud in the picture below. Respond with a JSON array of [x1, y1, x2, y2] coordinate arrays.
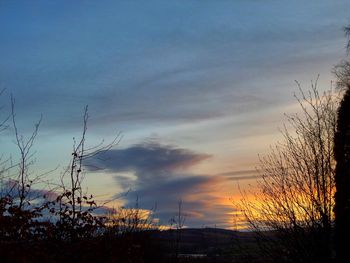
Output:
[[84, 142, 236, 227], [1, 179, 58, 201], [85, 142, 210, 180]]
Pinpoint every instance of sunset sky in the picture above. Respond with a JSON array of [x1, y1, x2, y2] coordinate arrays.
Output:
[[1, 0, 349, 228]]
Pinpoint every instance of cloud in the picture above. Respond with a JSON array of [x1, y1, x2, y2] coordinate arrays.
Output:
[[1, 0, 347, 132], [1, 179, 58, 202], [215, 169, 262, 181], [85, 142, 240, 227], [85, 142, 210, 180]]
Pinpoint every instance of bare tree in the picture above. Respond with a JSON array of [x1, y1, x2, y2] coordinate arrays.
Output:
[[106, 202, 157, 238], [237, 83, 339, 263], [169, 199, 186, 262], [11, 97, 42, 210], [0, 96, 51, 241], [54, 105, 121, 240], [0, 89, 10, 187]]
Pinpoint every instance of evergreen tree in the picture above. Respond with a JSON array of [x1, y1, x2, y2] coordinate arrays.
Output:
[[334, 25, 350, 263]]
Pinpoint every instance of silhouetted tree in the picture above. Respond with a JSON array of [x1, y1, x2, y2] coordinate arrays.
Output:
[[169, 199, 186, 262], [333, 25, 350, 263], [0, 89, 9, 184], [53, 105, 120, 241], [238, 84, 339, 263], [10, 97, 42, 211], [0, 97, 49, 242]]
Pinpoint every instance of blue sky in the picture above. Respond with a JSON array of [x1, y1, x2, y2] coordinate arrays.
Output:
[[0, 0, 349, 228]]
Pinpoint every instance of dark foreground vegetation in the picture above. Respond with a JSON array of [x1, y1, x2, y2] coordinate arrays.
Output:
[[0, 225, 272, 263]]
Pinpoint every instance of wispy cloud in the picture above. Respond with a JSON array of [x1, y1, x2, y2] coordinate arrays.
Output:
[[0, 0, 347, 130]]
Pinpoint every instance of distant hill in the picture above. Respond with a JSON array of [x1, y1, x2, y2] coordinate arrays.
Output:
[[146, 227, 262, 262]]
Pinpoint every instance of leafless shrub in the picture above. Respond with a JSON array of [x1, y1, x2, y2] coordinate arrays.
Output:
[[237, 83, 339, 263]]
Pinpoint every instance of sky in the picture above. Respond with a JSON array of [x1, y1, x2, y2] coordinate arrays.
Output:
[[0, 0, 349, 229]]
